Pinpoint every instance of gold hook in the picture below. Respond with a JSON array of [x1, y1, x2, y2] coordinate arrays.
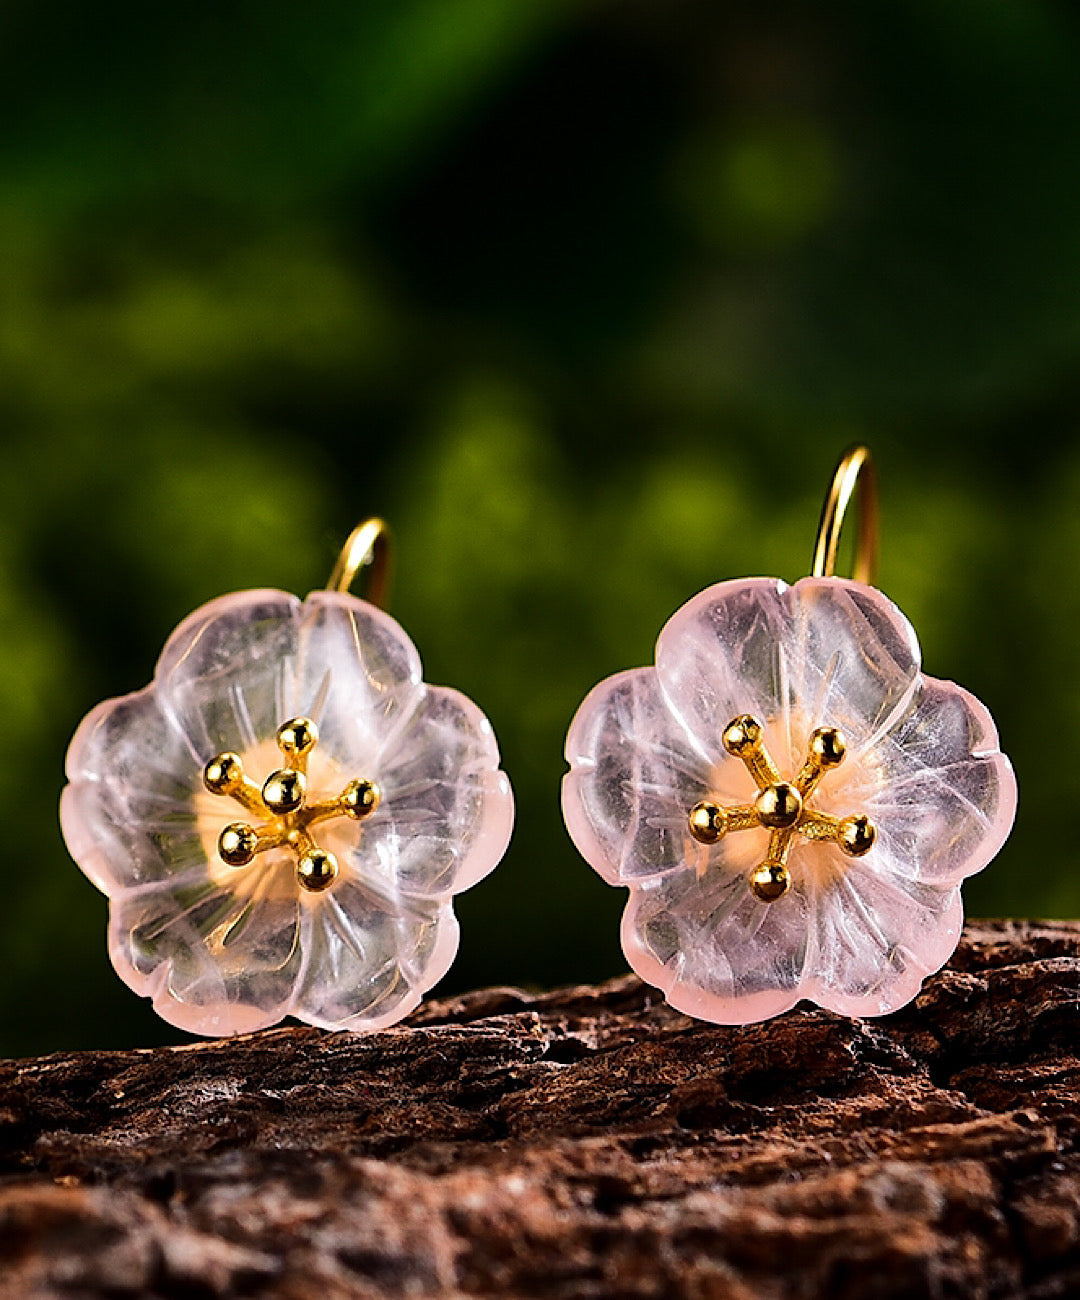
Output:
[[326, 518, 392, 608], [811, 445, 879, 585]]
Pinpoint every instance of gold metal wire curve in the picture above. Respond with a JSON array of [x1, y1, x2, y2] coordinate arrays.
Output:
[[811, 445, 879, 585], [326, 517, 392, 608]]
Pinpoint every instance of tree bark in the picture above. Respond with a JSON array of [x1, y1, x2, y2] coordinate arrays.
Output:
[[0, 920, 1076, 1299]]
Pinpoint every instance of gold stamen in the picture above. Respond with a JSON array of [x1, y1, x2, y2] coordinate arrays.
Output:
[[203, 724, 381, 892], [724, 805, 760, 833], [689, 714, 875, 902], [340, 777, 380, 818], [837, 814, 876, 857], [277, 717, 318, 775], [305, 777, 381, 827], [689, 802, 727, 844], [723, 715, 782, 789], [217, 821, 289, 866], [297, 848, 338, 892], [218, 823, 258, 867], [750, 825, 796, 901], [754, 781, 803, 829], [261, 768, 306, 815], [750, 860, 791, 902], [797, 809, 843, 841], [203, 753, 266, 815], [722, 715, 761, 755], [794, 726, 847, 799]]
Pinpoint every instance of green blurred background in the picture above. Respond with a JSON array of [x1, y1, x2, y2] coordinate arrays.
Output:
[[2, 0, 1077, 1056]]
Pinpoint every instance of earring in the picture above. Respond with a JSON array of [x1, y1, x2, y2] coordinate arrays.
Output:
[[61, 519, 514, 1036], [562, 448, 1017, 1024]]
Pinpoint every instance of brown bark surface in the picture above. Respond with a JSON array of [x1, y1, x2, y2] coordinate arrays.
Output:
[[0, 920, 1077, 1299]]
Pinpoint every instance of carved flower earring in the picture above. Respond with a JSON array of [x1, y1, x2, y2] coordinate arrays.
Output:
[[61, 520, 514, 1036], [562, 448, 1017, 1024]]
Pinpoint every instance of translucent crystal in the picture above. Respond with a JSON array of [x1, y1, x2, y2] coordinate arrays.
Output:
[[563, 577, 1016, 1023], [62, 588, 514, 1035]]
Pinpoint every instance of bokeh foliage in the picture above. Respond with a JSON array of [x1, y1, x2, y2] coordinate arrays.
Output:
[[2, 0, 1077, 1054]]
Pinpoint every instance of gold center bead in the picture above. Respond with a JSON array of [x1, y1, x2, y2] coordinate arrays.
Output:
[[688, 715, 876, 903], [203, 717, 380, 893]]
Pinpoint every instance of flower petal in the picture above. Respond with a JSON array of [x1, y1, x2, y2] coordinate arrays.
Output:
[[154, 589, 304, 760], [562, 669, 717, 885], [61, 689, 205, 894], [566, 573, 1011, 1027], [782, 579, 923, 756], [801, 857, 964, 1017], [320, 685, 513, 900], [654, 578, 922, 766], [292, 880, 458, 1031], [107, 862, 303, 1036], [63, 581, 509, 1038], [850, 677, 1017, 887], [655, 579, 789, 763], [292, 591, 425, 769], [621, 862, 812, 1024]]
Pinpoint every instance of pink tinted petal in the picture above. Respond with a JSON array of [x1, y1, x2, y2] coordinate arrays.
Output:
[[61, 689, 205, 893], [655, 579, 789, 763], [562, 669, 717, 886], [293, 591, 425, 769], [850, 678, 1017, 887], [783, 579, 922, 755], [802, 857, 964, 1017], [654, 578, 921, 767], [107, 862, 303, 1036], [292, 880, 456, 1031], [622, 863, 812, 1024], [154, 589, 303, 760], [63, 576, 510, 1038], [567, 570, 1012, 1028], [322, 685, 513, 900]]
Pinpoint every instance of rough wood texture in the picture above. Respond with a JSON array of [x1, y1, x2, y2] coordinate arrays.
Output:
[[0, 920, 1077, 1299]]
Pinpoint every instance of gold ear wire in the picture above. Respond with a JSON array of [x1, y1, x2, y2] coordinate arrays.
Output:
[[811, 445, 879, 585], [326, 517, 393, 608]]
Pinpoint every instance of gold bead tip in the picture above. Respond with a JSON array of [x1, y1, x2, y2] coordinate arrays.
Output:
[[204, 752, 243, 794], [838, 814, 876, 857], [342, 778, 380, 819], [723, 715, 762, 755], [218, 823, 257, 867], [750, 862, 790, 902], [755, 781, 803, 829], [689, 801, 727, 844], [278, 716, 318, 755], [297, 848, 338, 892], [809, 726, 846, 768], [261, 768, 306, 814]]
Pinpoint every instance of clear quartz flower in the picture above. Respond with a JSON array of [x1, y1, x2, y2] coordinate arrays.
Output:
[[562, 577, 1017, 1024], [61, 589, 514, 1036]]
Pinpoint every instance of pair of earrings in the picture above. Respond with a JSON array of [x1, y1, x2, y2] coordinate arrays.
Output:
[[60, 449, 1016, 1037]]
